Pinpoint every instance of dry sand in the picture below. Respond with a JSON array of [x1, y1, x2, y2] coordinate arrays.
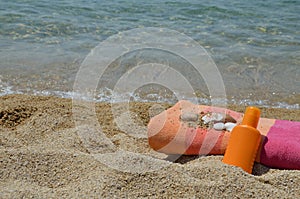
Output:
[[0, 94, 299, 198]]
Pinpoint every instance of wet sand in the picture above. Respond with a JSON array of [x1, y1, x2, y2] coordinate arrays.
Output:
[[0, 94, 299, 198]]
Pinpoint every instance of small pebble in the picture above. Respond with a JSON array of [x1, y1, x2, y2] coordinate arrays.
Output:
[[224, 122, 237, 132], [213, 122, 225, 131], [180, 112, 198, 122]]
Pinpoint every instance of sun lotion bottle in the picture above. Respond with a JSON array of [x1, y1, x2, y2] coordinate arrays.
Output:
[[222, 107, 261, 174]]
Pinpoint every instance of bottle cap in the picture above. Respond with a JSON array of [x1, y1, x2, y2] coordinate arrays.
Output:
[[242, 107, 260, 128]]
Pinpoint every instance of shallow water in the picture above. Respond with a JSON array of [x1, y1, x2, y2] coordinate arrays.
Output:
[[1, 0, 299, 108]]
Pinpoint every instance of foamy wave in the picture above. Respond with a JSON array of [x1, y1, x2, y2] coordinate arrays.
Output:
[[0, 83, 298, 110]]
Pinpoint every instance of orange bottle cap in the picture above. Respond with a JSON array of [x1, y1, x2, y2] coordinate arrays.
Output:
[[242, 107, 260, 128]]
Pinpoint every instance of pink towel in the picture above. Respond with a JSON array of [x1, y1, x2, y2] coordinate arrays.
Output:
[[260, 120, 300, 169]]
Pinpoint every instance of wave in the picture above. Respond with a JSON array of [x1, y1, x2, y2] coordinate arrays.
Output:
[[0, 83, 298, 110]]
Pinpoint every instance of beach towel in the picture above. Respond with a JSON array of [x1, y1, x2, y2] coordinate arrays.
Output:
[[148, 100, 300, 170]]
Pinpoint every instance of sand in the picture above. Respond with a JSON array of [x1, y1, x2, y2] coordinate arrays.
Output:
[[0, 94, 299, 198]]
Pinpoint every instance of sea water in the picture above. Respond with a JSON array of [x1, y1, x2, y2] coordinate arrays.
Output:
[[0, 0, 299, 108]]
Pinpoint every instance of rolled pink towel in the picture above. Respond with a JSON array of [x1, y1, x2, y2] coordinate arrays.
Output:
[[148, 100, 300, 170]]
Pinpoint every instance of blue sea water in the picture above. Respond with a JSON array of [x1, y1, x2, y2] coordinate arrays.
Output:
[[0, 0, 299, 108]]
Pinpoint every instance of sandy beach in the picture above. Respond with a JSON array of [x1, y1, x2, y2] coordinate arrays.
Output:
[[2, 0, 300, 198], [0, 94, 299, 198]]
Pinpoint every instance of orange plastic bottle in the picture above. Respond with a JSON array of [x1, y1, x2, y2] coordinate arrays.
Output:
[[222, 107, 261, 174]]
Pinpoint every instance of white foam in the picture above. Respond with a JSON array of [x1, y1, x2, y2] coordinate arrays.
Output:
[[0, 83, 298, 110]]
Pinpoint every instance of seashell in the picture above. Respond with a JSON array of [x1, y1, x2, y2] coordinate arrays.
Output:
[[202, 113, 224, 124], [201, 114, 211, 124], [180, 112, 198, 122], [224, 122, 237, 132], [211, 113, 224, 122], [213, 122, 225, 131]]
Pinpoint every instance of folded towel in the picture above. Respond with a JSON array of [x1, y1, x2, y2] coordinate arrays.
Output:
[[260, 119, 300, 169], [148, 100, 300, 170]]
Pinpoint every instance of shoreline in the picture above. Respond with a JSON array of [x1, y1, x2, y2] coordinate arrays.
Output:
[[1, 94, 299, 198], [0, 88, 299, 110]]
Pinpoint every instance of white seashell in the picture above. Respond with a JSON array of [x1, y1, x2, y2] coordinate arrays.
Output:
[[224, 122, 237, 132], [201, 115, 210, 124], [202, 113, 224, 124], [211, 113, 224, 122], [213, 122, 225, 131], [180, 112, 198, 122]]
